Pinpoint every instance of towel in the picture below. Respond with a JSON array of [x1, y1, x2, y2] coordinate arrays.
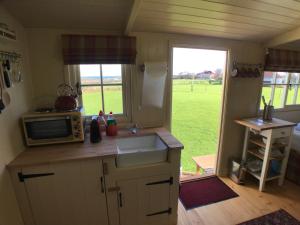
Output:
[[141, 62, 167, 108]]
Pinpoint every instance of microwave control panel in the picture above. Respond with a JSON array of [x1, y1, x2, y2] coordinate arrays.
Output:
[[71, 114, 84, 140]]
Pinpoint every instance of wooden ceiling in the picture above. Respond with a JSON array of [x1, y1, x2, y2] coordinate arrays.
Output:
[[2, 0, 300, 43], [1, 0, 133, 30], [132, 0, 300, 41]]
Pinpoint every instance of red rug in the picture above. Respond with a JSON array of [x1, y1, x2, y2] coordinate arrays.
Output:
[[179, 176, 238, 210], [238, 209, 300, 225]]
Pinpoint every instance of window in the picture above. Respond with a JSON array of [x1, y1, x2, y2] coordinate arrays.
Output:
[[260, 71, 300, 110], [79, 64, 124, 116]]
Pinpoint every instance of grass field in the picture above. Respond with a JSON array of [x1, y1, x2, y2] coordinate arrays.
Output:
[[81, 80, 296, 172]]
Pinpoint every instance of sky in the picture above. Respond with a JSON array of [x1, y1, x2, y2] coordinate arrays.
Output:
[[173, 47, 227, 75], [80, 64, 121, 77], [80, 48, 227, 77]]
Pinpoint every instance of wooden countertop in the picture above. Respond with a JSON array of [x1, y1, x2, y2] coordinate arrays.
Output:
[[235, 117, 296, 131], [7, 128, 183, 168]]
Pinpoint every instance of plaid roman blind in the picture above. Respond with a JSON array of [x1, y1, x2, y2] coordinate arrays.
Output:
[[265, 48, 300, 72], [62, 35, 136, 65]]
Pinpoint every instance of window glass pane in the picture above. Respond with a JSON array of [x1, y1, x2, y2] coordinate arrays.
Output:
[[297, 88, 300, 104], [103, 86, 123, 114], [260, 85, 272, 109], [273, 85, 284, 108], [80, 65, 101, 85], [263, 72, 275, 85], [81, 86, 103, 115], [286, 85, 297, 105], [275, 72, 288, 84], [290, 73, 300, 84], [102, 64, 122, 84]]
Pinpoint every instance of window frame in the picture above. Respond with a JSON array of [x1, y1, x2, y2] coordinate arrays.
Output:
[[260, 71, 300, 112], [77, 64, 132, 123]]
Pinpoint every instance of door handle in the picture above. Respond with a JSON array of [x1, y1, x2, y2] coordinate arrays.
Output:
[[118, 192, 123, 208], [18, 172, 55, 182], [107, 186, 120, 192], [100, 177, 105, 193]]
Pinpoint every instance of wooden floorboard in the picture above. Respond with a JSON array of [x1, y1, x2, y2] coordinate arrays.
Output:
[[178, 177, 300, 225]]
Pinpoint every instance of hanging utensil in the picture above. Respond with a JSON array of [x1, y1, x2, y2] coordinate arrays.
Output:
[[2, 60, 12, 88], [0, 67, 5, 113]]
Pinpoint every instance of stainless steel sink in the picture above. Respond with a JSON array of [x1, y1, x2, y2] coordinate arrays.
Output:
[[116, 134, 168, 168]]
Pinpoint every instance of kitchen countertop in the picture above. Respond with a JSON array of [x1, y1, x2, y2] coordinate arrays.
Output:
[[7, 128, 183, 168]]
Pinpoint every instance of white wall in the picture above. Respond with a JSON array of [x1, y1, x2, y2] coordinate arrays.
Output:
[[0, 5, 33, 225]]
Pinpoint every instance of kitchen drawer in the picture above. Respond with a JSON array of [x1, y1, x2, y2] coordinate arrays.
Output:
[[261, 127, 292, 139]]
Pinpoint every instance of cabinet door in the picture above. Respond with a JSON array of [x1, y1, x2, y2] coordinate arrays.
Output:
[[21, 159, 108, 225], [117, 174, 171, 225], [139, 175, 171, 225]]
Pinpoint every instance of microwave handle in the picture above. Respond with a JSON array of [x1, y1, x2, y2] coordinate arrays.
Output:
[[24, 116, 71, 122]]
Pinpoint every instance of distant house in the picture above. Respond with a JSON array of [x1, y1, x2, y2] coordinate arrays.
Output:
[[196, 71, 214, 79]]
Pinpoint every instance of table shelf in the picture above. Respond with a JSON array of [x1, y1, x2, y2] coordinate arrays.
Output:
[[247, 149, 285, 161], [249, 138, 287, 149], [247, 170, 281, 182]]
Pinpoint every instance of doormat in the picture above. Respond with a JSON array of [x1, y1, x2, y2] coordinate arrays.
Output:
[[179, 176, 238, 210]]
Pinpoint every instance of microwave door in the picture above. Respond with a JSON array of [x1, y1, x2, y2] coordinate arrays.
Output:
[[25, 117, 73, 140]]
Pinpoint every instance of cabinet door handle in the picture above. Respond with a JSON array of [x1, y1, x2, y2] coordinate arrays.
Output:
[[18, 172, 54, 182], [103, 162, 108, 175], [146, 208, 172, 217], [100, 177, 105, 193], [118, 192, 123, 208], [146, 177, 173, 186]]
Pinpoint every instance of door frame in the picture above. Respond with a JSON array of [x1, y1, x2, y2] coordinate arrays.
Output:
[[166, 43, 230, 176]]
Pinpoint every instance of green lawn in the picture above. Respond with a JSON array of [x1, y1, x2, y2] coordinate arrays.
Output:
[[82, 80, 295, 172], [171, 80, 222, 172]]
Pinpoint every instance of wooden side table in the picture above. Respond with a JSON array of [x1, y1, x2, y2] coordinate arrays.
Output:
[[192, 154, 216, 174], [236, 118, 296, 191]]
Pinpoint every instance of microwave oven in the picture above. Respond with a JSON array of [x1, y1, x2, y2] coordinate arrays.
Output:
[[22, 111, 84, 146]]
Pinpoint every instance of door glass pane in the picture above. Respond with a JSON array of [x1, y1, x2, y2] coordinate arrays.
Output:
[[80, 65, 101, 85], [102, 64, 122, 84], [81, 86, 103, 115], [103, 85, 123, 114]]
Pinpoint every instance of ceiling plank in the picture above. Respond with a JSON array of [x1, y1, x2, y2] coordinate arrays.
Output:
[[133, 23, 261, 41], [138, 10, 278, 32], [265, 26, 300, 47], [144, 0, 299, 24], [125, 0, 143, 35], [140, 2, 295, 29], [210, 0, 300, 17], [258, 0, 300, 11], [134, 19, 275, 40]]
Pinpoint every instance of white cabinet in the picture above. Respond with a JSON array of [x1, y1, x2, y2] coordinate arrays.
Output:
[[117, 174, 172, 225], [12, 159, 109, 225], [104, 148, 181, 225], [10, 149, 182, 225]]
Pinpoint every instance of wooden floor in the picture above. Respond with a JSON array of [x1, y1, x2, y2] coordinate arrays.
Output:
[[178, 177, 300, 225]]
